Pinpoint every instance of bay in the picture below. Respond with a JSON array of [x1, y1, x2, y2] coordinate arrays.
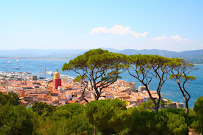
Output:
[[0, 58, 202, 107]]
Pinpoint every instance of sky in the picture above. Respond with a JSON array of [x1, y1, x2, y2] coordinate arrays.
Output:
[[0, 0, 203, 51]]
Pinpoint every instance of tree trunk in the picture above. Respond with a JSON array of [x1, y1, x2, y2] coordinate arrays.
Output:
[[82, 81, 89, 102], [95, 95, 99, 100], [185, 98, 189, 114], [94, 126, 96, 135], [155, 104, 159, 113]]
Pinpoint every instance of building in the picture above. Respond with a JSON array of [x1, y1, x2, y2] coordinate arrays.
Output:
[[53, 70, 61, 89], [32, 75, 38, 81]]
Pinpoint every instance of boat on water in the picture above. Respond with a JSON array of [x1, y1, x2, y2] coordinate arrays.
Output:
[[28, 71, 32, 74], [46, 71, 54, 76], [8, 61, 11, 63], [2, 65, 5, 68], [16, 59, 19, 62], [13, 67, 20, 69], [19, 65, 22, 67]]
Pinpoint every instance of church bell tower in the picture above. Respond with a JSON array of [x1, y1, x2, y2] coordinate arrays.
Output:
[[53, 70, 61, 89]]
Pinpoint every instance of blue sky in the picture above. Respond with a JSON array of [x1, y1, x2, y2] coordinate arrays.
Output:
[[0, 0, 202, 51]]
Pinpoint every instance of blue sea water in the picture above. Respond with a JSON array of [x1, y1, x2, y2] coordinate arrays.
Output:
[[0, 58, 202, 107]]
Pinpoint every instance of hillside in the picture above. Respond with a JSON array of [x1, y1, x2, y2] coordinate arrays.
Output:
[[0, 49, 202, 64]]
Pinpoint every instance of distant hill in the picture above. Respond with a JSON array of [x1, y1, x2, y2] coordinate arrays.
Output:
[[0, 49, 202, 64], [0, 49, 87, 59], [116, 49, 203, 64]]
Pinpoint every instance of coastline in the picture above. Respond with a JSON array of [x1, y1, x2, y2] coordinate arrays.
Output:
[[194, 64, 203, 65], [0, 59, 202, 108], [1, 57, 202, 64]]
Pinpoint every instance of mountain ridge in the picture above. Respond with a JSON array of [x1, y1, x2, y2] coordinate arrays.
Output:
[[0, 49, 202, 63]]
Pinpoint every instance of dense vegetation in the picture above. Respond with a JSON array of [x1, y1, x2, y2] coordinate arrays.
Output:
[[0, 92, 202, 135]]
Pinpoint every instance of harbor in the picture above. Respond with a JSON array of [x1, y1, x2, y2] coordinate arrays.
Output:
[[0, 58, 202, 107]]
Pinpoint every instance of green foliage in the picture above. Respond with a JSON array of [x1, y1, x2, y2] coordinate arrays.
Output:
[[31, 101, 56, 117], [191, 96, 203, 134], [129, 108, 166, 135], [65, 114, 93, 135], [85, 99, 130, 134], [191, 120, 203, 134], [0, 105, 38, 135], [49, 103, 93, 135], [0, 92, 29, 134], [62, 49, 128, 100], [166, 112, 188, 135], [138, 100, 164, 111], [194, 96, 203, 116], [0, 92, 20, 106], [73, 75, 87, 83], [129, 108, 188, 135], [56, 103, 85, 116], [35, 117, 57, 135], [169, 74, 197, 80], [0, 93, 196, 135], [169, 59, 198, 114], [51, 109, 71, 121], [51, 103, 85, 121], [161, 108, 194, 126], [7, 92, 20, 106], [127, 55, 179, 113], [62, 49, 127, 72]]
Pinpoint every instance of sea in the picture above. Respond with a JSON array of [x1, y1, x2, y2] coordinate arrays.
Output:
[[0, 58, 202, 108]]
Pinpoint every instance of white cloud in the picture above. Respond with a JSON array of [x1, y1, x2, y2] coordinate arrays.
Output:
[[170, 35, 186, 40], [131, 31, 148, 38], [152, 35, 167, 40], [90, 27, 109, 34], [90, 25, 148, 38], [153, 35, 187, 41]]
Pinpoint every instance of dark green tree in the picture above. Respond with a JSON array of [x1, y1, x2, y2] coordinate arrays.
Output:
[[85, 99, 130, 134], [0, 105, 37, 135], [7, 92, 20, 106], [129, 108, 167, 135], [166, 112, 188, 135], [170, 59, 198, 113], [56, 103, 85, 116], [35, 117, 57, 135], [31, 101, 55, 117], [65, 114, 94, 135], [51, 109, 71, 121], [127, 55, 178, 112], [129, 107, 188, 135], [62, 49, 127, 101], [0, 92, 20, 106], [50, 103, 93, 135], [192, 96, 203, 134], [51, 103, 85, 121]]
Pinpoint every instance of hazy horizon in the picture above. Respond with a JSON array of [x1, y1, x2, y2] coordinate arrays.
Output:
[[0, 48, 202, 52], [1, 1, 203, 51]]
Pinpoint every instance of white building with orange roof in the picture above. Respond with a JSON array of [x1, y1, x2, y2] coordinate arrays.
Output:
[[126, 97, 137, 107], [64, 90, 73, 100], [115, 92, 130, 100], [37, 94, 46, 102], [59, 96, 67, 105], [0, 89, 7, 94]]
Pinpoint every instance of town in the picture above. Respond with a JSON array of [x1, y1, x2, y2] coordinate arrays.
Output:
[[0, 70, 183, 109]]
